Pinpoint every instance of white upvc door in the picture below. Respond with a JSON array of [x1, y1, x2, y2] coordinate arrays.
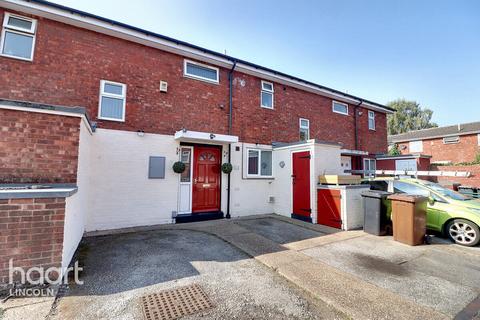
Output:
[[178, 146, 193, 214]]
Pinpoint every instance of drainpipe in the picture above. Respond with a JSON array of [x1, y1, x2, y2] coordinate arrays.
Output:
[[226, 60, 237, 219], [354, 100, 363, 169]]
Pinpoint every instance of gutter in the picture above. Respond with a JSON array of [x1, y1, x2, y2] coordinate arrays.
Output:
[[226, 60, 237, 219]]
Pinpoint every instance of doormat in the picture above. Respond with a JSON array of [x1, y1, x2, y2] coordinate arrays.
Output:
[[141, 284, 214, 320]]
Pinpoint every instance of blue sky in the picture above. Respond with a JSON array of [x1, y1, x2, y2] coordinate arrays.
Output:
[[49, 0, 479, 126]]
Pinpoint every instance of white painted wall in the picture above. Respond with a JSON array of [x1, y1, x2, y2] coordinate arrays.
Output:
[[229, 142, 274, 217], [85, 129, 179, 231], [62, 120, 92, 270]]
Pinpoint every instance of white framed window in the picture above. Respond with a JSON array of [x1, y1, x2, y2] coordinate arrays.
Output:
[[409, 140, 423, 153], [332, 101, 348, 115], [98, 80, 127, 122], [183, 59, 219, 84], [261, 80, 274, 109], [443, 136, 460, 144], [246, 148, 273, 178], [368, 110, 375, 130], [1, 13, 37, 61], [363, 158, 376, 177], [299, 118, 309, 141]]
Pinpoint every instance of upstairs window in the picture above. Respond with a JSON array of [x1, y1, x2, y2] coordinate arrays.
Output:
[[247, 148, 273, 178], [409, 140, 423, 153], [299, 118, 310, 141], [1, 13, 37, 61], [332, 101, 348, 115], [368, 110, 375, 130], [98, 80, 127, 122], [184, 60, 219, 84], [443, 136, 460, 144], [261, 81, 274, 109]]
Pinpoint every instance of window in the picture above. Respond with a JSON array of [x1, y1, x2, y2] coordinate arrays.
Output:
[[261, 81, 274, 109], [443, 136, 460, 144], [1, 13, 37, 61], [332, 101, 348, 115], [368, 111, 375, 130], [299, 118, 310, 141], [98, 80, 127, 121], [363, 158, 376, 177], [184, 60, 219, 84], [409, 140, 423, 153], [247, 149, 273, 177]]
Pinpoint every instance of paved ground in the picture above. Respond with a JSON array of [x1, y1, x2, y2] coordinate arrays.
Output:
[[2, 214, 479, 320], [49, 229, 344, 320]]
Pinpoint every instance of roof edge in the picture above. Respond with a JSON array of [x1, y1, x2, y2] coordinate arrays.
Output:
[[3, 0, 393, 113]]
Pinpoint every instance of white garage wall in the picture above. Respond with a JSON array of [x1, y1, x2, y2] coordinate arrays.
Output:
[[62, 120, 92, 269], [85, 129, 179, 231], [229, 142, 274, 217]]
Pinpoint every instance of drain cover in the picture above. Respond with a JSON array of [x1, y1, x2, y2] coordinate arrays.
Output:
[[141, 284, 213, 320]]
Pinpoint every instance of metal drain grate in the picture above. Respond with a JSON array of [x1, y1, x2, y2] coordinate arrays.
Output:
[[141, 284, 214, 320]]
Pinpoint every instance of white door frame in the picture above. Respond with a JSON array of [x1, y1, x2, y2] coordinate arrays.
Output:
[[178, 146, 194, 214]]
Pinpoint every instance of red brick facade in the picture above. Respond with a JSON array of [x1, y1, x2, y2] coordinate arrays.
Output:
[[0, 197, 65, 284], [0, 109, 81, 184], [398, 134, 480, 164], [0, 8, 387, 154]]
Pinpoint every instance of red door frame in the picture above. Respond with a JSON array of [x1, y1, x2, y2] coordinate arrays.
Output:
[[191, 144, 222, 213], [292, 150, 312, 222]]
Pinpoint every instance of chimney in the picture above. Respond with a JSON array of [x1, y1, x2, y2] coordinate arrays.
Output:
[[458, 124, 461, 131]]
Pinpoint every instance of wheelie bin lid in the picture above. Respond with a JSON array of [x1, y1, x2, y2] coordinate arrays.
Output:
[[361, 190, 392, 199], [387, 194, 427, 203]]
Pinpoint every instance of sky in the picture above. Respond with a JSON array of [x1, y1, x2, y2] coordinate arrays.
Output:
[[48, 0, 480, 126]]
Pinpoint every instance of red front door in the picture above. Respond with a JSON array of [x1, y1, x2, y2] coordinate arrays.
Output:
[[292, 151, 311, 220], [192, 146, 221, 213], [317, 189, 342, 228]]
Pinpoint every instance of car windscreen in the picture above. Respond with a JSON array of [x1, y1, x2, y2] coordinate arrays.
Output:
[[423, 182, 472, 201]]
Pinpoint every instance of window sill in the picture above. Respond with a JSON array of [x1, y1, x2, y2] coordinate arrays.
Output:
[[244, 176, 275, 180], [98, 116, 125, 122], [260, 105, 274, 110], [183, 74, 219, 85], [0, 53, 33, 62], [333, 110, 349, 116]]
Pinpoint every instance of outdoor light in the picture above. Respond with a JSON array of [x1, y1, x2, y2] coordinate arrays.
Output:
[[210, 133, 216, 139], [137, 130, 145, 137]]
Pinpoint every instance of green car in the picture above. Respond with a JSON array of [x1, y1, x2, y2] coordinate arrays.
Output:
[[366, 178, 480, 246]]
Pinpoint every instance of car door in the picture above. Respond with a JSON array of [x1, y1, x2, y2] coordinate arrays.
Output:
[[392, 181, 443, 230]]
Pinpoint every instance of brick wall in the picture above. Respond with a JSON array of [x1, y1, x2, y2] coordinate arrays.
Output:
[[0, 197, 65, 284], [398, 134, 480, 164], [0, 8, 387, 154], [0, 109, 81, 183]]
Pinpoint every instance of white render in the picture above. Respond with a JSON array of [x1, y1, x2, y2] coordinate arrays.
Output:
[[85, 129, 179, 231], [62, 119, 92, 270]]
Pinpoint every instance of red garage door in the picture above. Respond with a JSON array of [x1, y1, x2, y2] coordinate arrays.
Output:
[[317, 189, 342, 228]]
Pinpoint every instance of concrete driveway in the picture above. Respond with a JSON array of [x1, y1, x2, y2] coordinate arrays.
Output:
[[3, 214, 479, 320], [50, 228, 343, 320]]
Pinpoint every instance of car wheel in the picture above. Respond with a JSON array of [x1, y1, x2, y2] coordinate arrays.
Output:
[[446, 219, 480, 247]]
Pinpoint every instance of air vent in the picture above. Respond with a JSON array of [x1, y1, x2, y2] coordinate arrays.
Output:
[[268, 196, 275, 203], [160, 81, 168, 92]]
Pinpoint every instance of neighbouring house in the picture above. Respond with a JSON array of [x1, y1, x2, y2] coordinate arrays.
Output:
[[386, 122, 480, 188], [0, 0, 393, 282]]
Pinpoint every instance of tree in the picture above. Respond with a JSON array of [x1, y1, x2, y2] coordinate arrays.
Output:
[[387, 99, 438, 135], [388, 143, 401, 156]]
